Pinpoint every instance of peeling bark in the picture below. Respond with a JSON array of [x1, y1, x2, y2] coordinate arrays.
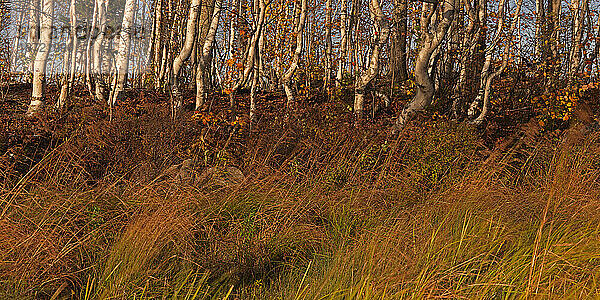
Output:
[[110, 0, 137, 106], [26, 0, 53, 117], [394, 0, 455, 129], [353, 0, 390, 119], [171, 0, 201, 109], [196, 0, 224, 109]]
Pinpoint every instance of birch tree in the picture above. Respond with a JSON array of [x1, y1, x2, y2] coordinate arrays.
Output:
[[568, 0, 587, 81], [353, 0, 389, 119], [280, 0, 307, 115], [336, 0, 349, 86], [195, 0, 224, 109], [451, 0, 480, 119], [57, 0, 78, 111], [230, 0, 267, 108], [391, 0, 408, 82], [109, 0, 137, 106], [467, 0, 505, 119], [394, 0, 455, 128], [91, 0, 108, 103], [26, 0, 53, 117], [469, 0, 524, 124], [171, 0, 201, 109], [324, 0, 333, 89], [25, 0, 40, 82]]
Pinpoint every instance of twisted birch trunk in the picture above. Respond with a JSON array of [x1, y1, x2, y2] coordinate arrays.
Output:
[[470, 0, 524, 124], [394, 0, 455, 129], [230, 0, 266, 107], [171, 0, 201, 109], [196, 0, 224, 109], [280, 0, 307, 115], [353, 0, 389, 119]]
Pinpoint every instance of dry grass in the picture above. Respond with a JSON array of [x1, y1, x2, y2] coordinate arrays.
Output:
[[2, 97, 600, 299]]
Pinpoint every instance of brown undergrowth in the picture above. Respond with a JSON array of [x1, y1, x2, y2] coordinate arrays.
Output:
[[2, 91, 600, 299]]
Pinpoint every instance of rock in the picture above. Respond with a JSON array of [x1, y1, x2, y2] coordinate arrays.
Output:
[[174, 159, 194, 183], [196, 166, 245, 188], [158, 159, 195, 184], [158, 160, 245, 188]]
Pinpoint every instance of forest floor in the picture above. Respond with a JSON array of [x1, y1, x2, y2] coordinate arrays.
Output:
[[2, 84, 600, 299]]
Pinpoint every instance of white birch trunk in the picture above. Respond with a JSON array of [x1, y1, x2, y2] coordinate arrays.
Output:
[[26, 0, 53, 117], [57, 0, 77, 110], [394, 0, 455, 129], [467, 0, 507, 120], [569, 0, 586, 80], [280, 0, 307, 114], [470, 0, 524, 124], [109, 0, 136, 105], [324, 0, 333, 89], [336, 0, 349, 86], [195, 0, 224, 109], [26, 0, 40, 82], [353, 0, 389, 118], [231, 0, 266, 97], [92, 0, 108, 103], [451, 0, 479, 119], [85, 1, 98, 96], [172, 0, 201, 108]]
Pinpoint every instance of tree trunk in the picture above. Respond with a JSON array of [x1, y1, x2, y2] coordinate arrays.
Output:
[[470, 0, 524, 124], [391, 0, 408, 83], [353, 0, 390, 119], [535, 0, 545, 57], [26, 0, 53, 117], [451, 0, 479, 119], [91, 0, 108, 103], [26, 0, 40, 83], [57, 0, 77, 111], [196, 0, 224, 109], [171, 0, 201, 109], [569, 0, 586, 81], [280, 0, 307, 115], [336, 0, 349, 86], [230, 0, 267, 106], [324, 0, 333, 89], [85, 0, 98, 97], [109, 0, 136, 106], [467, 0, 505, 119], [394, 0, 456, 129], [153, 0, 163, 89]]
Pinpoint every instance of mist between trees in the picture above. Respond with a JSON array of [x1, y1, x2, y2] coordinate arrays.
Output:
[[0, 0, 599, 126]]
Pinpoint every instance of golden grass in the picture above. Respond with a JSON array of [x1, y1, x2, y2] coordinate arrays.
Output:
[[2, 109, 600, 299]]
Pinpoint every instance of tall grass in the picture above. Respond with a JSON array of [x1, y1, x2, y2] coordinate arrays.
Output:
[[2, 103, 600, 299]]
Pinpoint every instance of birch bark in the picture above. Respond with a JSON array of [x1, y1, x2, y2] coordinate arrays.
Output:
[[195, 0, 224, 109], [394, 0, 456, 129], [470, 0, 524, 124], [57, 0, 77, 110], [110, 0, 136, 105], [353, 0, 389, 119], [26, 0, 53, 117], [171, 0, 201, 108], [280, 0, 307, 114]]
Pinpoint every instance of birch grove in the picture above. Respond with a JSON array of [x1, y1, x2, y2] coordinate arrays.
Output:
[[0, 0, 594, 131]]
